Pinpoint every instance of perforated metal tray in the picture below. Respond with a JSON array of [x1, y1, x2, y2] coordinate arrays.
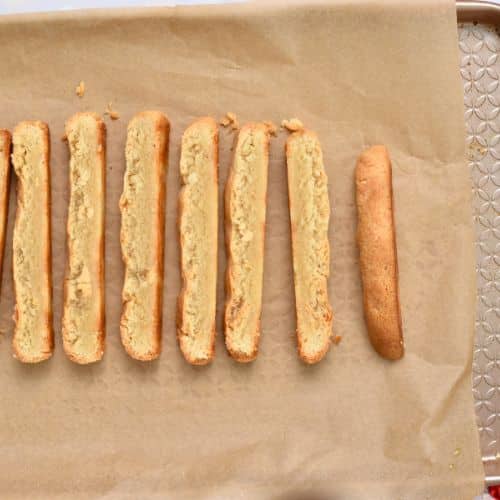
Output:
[[457, 0, 500, 487]]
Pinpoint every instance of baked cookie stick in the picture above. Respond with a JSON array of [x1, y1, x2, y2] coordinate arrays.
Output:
[[355, 145, 404, 360], [63, 113, 106, 364], [286, 129, 333, 364], [0, 130, 11, 291], [177, 117, 218, 365], [120, 111, 169, 361], [11, 122, 53, 362], [224, 123, 269, 362]]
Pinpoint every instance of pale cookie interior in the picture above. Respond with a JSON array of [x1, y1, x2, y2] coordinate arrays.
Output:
[[11, 123, 52, 361], [225, 124, 268, 360], [287, 131, 332, 362], [120, 113, 166, 359], [178, 119, 218, 364], [63, 114, 104, 362]]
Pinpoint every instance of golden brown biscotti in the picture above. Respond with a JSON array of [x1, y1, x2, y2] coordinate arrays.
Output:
[[286, 129, 333, 364], [11, 121, 53, 363], [177, 117, 218, 365], [120, 111, 170, 361], [355, 145, 404, 360], [224, 123, 270, 362], [0, 130, 11, 292], [62, 113, 106, 364]]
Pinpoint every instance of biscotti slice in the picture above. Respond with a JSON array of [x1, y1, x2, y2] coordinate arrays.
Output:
[[0, 130, 11, 290], [224, 123, 270, 362], [11, 121, 53, 362], [120, 111, 170, 361], [355, 145, 404, 360], [286, 129, 333, 364], [62, 113, 106, 364], [177, 117, 218, 365]]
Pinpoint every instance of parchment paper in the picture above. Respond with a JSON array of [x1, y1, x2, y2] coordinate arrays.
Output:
[[0, 1, 484, 498]]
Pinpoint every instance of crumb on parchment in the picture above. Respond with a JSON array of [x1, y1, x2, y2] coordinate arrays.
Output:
[[104, 102, 120, 120], [263, 121, 278, 136], [333, 335, 342, 345], [75, 81, 85, 98], [220, 112, 239, 130], [281, 118, 304, 132]]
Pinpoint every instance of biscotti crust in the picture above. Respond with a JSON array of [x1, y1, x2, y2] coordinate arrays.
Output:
[[177, 117, 218, 365], [224, 122, 270, 362], [11, 121, 54, 363], [355, 145, 404, 361], [62, 112, 106, 364], [286, 129, 333, 364], [120, 111, 170, 361], [0, 130, 11, 293]]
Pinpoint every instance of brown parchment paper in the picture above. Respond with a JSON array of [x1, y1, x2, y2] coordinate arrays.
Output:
[[0, 1, 484, 498]]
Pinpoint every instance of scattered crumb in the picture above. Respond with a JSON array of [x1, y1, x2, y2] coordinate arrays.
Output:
[[333, 335, 342, 345], [448, 463, 455, 470], [468, 139, 487, 160], [453, 448, 461, 457], [263, 120, 278, 136], [75, 81, 85, 98], [104, 102, 120, 121], [61, 133, 67, 142], [281, 118, 304, 132], [220, 112, 239, 130]]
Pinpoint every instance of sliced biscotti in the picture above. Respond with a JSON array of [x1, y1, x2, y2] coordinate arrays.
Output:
[[62, 113, 106, 364], [11, 121, 53, 362], [0, 130, 11, 290], [355, 145, 404, 360], [224, 123, 269, 362], [120, 111, 170, 361], [286, 129, 333, 364], [177, 117, 218, 365]]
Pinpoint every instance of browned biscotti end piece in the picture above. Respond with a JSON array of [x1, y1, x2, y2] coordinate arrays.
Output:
[[356, 145, 404, 361], [120, 110, 170, 361], [286, 129, 333, 364], [224, 122, 270, 363], [177, 117, 218, 366], [63, 113, 106, 365], [11, 121, 54, 363], [0, 130, 12, 289]]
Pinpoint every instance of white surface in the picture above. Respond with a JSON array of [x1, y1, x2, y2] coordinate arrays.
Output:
[[0, 0, 237, 15]]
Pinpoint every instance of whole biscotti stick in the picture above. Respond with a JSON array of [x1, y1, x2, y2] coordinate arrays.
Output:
[[224, 122, 270, 362], [120, 111, 170, 361], [0, 130, 11, 291], [177, 117, 218, 365], [355, 145, 404, 360], [62, 113, 106, 364], [11, 121, 53, 362], [286, 129, 333, 364]]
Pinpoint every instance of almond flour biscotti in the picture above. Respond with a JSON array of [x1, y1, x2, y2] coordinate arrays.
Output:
[[0, 130, 11, 291], [286, 129, 333, 364], [11, 121, 53, 363], [62, 113, 106, 364], [120, 111, 170, 361], [177, 117, 218, 365], [355, 145, 404, 360], [224, 123, 269, 362]]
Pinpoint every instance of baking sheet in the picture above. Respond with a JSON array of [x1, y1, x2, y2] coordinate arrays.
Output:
[[0, 0, 484, 498], [459, 20, 500, 484]]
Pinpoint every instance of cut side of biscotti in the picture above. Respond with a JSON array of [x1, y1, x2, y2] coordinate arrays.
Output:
[[62, 112, 106, 364], [355, 145, 404, 361], [0, 130, 11, 292], [177, 117, 218, 365], [224, 123, 269, 362], [11, 121, 53, 363], [120, 111, 170, 361], [286, 129, 333, 364]]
